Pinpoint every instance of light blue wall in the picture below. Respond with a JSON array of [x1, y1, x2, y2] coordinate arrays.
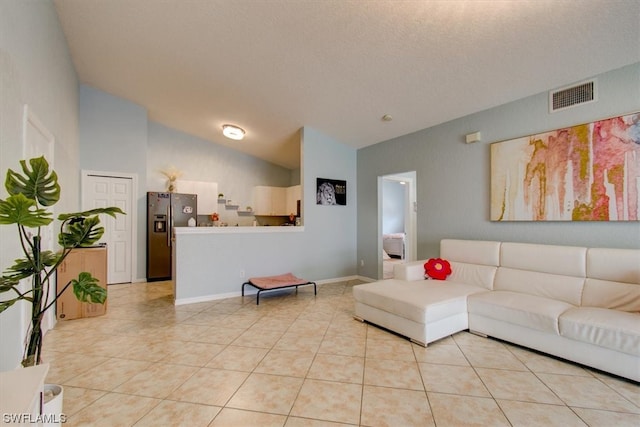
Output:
[[79, 85, 148, 280], [357, 63, 640, 279], [382, 180, 405, 234], [0, 0, 79, 370]]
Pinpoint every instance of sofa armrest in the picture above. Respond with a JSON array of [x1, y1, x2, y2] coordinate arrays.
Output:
[[394, 260, 426, 281]]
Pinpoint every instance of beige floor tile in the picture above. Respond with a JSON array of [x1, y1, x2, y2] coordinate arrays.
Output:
[[365, 325, 406, 341], [134, 400, 221, 427], [537, 373, 640, 413], [285, 417, 356, 426], [476, 368, 564, 404], [59, 386, 106, 417], [113, 362, 198, 398], [206, 345, 269, 371], [254, 349, 315, 377], [154, 323, 212, 341], [459, 344, 528, 371], [428, 392, 511, 427], [290, 379, 362, 425], [44, 351, 110, 384], [226, 373, 303, 415], [361, 385, 434, 427], [572, 407, 640, 427], [274, 332, 323, 352], [589, 371, 640, 407], [307, 354, 364, 384], [498, 400, 588, 426], [319, 334, 365, 357], [66, 392, 160, 426], [452, 331, 507, 349], [64, 358, 152, 391], [122, 338, 185, 362], [365, 337, 416, 361], [419, 363, 491, 397], [232, 329, 284, 348], [160, 341, 225, 366], [412, 342, 470, 366], [506, 345, 592, 376], [288, 318, 331, 335], [168, 367, 248, 406], [209, 407, 286, 426], [364, 358, 424, 390], [194, 326, 247, 345]]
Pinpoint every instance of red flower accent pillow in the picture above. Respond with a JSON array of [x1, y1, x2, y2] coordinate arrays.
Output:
[[424, 258, 452, 280]]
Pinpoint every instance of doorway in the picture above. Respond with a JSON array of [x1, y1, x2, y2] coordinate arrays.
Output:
[[379, 171, 417, 279], [81, 171, 137, 284]]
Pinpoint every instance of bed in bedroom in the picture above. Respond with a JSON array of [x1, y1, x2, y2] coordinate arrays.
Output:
[[382, 233, 405, 258]]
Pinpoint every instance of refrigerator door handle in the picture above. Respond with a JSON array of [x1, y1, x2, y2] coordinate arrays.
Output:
[[167, 204, 172, 247]]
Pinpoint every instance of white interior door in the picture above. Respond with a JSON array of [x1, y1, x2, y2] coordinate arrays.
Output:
[[22, 105, 56, 338], [82, 173, 134, 284]]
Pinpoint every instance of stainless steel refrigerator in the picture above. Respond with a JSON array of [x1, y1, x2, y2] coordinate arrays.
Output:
[[147, 192, 197, 281]]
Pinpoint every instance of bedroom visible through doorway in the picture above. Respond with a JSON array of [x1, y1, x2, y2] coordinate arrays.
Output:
[[380, 172, 417, 279]]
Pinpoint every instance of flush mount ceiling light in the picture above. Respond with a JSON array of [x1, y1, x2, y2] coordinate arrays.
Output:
[[222, 124, 245, 140]]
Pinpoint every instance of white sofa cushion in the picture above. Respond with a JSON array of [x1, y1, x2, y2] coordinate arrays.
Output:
[[468, 291, 574, 334], [494, 267, 585, 306], [441, 239, 501, 266], [353, 279, 486, 324], [582, 248, 640, 312], [501, 242, 587, 277], [559, 307, 640, 357], [447, 261, 497, 290]]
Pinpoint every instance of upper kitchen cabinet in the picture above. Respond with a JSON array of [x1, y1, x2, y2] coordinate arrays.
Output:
[[253, 185, 301, 216], [286, 185, 301, 215], [253, 186, 286, 216], [177, 180, 218, 215]]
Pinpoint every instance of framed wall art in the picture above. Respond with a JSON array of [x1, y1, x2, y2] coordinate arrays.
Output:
[[316, 178, 347, 206], [491, 112, 640, 221]]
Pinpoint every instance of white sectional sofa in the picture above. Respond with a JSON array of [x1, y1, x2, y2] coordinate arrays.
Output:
[[353, 239, 640, 382]]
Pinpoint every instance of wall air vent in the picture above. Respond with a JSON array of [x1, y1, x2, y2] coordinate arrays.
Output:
[[549, 79, 597, 113]]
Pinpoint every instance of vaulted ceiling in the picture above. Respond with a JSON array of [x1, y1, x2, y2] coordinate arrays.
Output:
[[54, 0, 640, 169]]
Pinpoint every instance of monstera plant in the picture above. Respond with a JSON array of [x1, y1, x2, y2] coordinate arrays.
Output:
[[0, 156, 124, 367]]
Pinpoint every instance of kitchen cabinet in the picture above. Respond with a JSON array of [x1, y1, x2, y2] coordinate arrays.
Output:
[[177, 180, 218, 215], [56, 247, 107, 320], [253, 186, 287, 215], [286, 185, 301, 215]]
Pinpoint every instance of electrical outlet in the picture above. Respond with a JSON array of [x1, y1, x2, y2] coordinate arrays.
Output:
[[239, 269, 245, 278], [360, 259, 364, 267]]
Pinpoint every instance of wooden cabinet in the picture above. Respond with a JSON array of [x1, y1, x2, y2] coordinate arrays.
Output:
[[253, 186, 287, 215], [286, 185, 301, 215], [56, 247, 107, 320]]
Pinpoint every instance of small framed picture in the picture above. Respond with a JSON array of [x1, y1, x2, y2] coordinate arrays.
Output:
[[316, 178, 347, 206]]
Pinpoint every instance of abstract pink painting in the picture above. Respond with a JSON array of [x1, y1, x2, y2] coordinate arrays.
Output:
[[491, 112, 640, 221]]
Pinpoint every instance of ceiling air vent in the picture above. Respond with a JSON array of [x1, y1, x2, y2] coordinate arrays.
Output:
[[549, 79, 597, 113]]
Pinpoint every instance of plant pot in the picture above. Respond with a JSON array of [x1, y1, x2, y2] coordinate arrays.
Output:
[[43, 384, 64, 426]]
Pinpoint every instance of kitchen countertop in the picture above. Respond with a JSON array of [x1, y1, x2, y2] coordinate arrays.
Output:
[[174, 226, 304, 234]]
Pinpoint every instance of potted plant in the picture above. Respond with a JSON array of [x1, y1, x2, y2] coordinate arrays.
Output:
[[0, 156, 124, 368]]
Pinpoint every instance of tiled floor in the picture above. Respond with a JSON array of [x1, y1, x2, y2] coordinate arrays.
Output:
[[44, 280, 639, 426]]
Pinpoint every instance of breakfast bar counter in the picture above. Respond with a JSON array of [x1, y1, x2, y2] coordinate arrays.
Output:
[[172, 226, 309, 305]]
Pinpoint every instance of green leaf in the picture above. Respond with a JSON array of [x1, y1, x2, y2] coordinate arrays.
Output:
[[0, 194, 53, 227], [58, 216, 105, 248], [58, 206, 125, 221], [3, 251, 59, 281], [71, 272, 107, 304], [5, 156, 60, 207], [0, 276, 20, 293]]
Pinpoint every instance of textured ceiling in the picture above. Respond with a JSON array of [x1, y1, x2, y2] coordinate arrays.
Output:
[[53, 0, 640, 169]]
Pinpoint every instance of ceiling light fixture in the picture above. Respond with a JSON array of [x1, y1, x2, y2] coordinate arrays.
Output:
[[222, 124, 245, 140]]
